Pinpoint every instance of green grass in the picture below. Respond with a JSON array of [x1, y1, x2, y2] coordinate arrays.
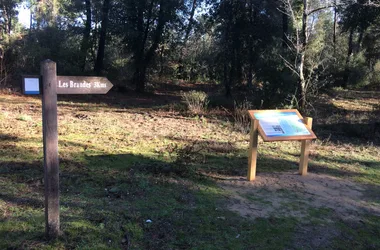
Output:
[[16, 114, 33, 121], [1, 88, 380, 249], [333, 215, 380, 249]]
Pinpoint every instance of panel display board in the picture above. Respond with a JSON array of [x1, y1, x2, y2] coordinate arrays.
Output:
[[248, 109, 317, 142], [22, 76, 40, 95]]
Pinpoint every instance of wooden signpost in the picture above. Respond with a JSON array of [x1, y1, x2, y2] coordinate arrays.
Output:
[[247, 109, 317, 181], [23, 60, 113, 238], [41, 60, 60, 238]]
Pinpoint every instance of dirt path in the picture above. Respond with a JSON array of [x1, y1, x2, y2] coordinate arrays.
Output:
[[219, 171, 380, 221]]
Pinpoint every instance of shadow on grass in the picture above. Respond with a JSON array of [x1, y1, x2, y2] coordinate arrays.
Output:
[[0, 149, 288, 249], [1, 126, 379, 249], [311, 91, 380, 146], [162, 135, 378, 180], [314, 122, 380, 146], [56, 86, 184, 110], [2, 143, 380, 249], [286, 150, 380, 172]]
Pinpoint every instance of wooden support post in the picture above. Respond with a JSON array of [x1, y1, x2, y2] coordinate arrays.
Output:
[[299, 117, 313, 176], [41, 60, 60, 238], [247, 119, 259, 181]]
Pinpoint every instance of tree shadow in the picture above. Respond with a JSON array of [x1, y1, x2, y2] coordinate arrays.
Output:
[[1, 136, 380, 249], [310, 90, 380, 146], [314, 122, 380, 146]]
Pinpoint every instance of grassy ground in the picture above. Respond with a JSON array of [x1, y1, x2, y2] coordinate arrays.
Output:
[[0, 85, 379, 249]]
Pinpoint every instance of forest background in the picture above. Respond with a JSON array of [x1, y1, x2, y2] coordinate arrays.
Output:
[[1, 0, 380, 109]]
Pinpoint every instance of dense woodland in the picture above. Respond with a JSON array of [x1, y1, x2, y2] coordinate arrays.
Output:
[[1, 0, 380, 110]]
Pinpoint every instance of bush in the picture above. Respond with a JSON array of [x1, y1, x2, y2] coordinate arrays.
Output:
[[369, 61, 380, 87], [181, 90, 209, 114], [233, 99, 252, 134]]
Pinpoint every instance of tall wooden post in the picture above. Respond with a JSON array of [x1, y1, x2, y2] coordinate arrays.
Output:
[[247, 119, 259, 181], [299, 117, 312, 176], [41, 60, 60, 238]]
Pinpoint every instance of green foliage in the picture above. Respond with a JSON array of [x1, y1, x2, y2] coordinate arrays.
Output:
[[348, 52, 371, 88], [181, 90, 209, 114], [370, 60, 380, 86]]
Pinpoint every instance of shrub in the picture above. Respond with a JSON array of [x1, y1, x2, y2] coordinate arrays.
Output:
[[181, 90, 209, 114], [369, 61, 380, 86], [233, 99, 252, 134]]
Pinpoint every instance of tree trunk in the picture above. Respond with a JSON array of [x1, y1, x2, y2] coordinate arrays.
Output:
[[135, 64, 147, 93], [80, 0, 92, 71], [94, 0, 110, 76], [51, 0, 58, 27], [333, 6, 337, 55], [298, 0, 308, 111], [2, 6, 9, 34], [247, 53, 253, 88], [132, 0, 145, 91], [342, 27, 354, 88], [30, 6, 33, 31], [7, 11, 12, 34], [178, 0, 197, 79], [224, 62, 231, 98], [355, 29, 365, 53], [36, 0, 42, 30], [282, 6, 288, 49], [184, 0, 197, 45], [134, 0, 166, 93], [299, 67, 306, 111], [133, 0, 154, 92], [247, 0, 257, 87], [143, 0, 165, 66], [159, 45, 164, 79]]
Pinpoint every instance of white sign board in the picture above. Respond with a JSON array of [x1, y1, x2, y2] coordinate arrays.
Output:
[[23, 76, 40, 94]]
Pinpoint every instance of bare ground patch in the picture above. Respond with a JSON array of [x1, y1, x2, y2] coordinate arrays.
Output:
[[219, 171, 380, 221], [219, 172, 380, 248]]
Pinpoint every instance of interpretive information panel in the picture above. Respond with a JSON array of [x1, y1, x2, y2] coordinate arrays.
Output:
[[248, 109, 317, 142]]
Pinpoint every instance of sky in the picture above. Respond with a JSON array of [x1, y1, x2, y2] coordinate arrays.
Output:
[[17, 3, 31, 28]]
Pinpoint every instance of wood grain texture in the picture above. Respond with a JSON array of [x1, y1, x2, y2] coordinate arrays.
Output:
[[299, 117, 313, 176], [41, 60, 60, 238], [247, 119, 259, 181]]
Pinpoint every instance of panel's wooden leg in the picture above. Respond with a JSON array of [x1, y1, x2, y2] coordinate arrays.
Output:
[[248, 119, 259, 181], [299, 117, 313, 176]]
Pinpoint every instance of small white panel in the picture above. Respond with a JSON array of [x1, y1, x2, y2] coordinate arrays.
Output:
[[24, 78, 40, 94]]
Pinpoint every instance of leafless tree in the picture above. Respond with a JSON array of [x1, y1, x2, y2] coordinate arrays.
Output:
[[280, 0, 342, 110]]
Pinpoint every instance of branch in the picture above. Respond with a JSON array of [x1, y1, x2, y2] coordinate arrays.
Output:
[[285, 0, 300, 52], [284, 38, 296, 52], [276, 7, 290, 16], [306, 3, 345, 16], [363, 1, 380, 7], [278, 54, 300, 77]]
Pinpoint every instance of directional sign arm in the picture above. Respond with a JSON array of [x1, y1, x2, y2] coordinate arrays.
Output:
[[56, 76, 113, 94]]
